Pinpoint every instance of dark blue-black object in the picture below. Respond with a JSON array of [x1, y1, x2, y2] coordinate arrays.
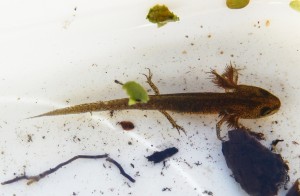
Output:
[[146, 147, 178, 163], [222, 129, 289, 196]]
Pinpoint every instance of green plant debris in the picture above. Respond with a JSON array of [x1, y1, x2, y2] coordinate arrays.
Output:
[[226, 0, 250, 9], [122, 81, 149, 105], [146, 4, 179, 27], [290, 0, 300, 12]]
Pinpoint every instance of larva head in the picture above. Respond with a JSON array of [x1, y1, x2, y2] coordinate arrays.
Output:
[[236, 85, 281, 119]]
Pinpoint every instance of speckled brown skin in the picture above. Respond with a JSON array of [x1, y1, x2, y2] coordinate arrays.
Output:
[[33, 89, 280, 118], [32, 64, 281, 140]]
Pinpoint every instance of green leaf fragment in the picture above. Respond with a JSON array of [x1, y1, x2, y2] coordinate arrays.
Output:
[[290, 0, 300, 12], [122, 81, 149, 105], [226, 0, 250, 9], [146, 4, 179, 27]]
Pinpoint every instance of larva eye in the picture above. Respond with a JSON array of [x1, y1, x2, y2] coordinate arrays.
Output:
[[260, 107, 272, 116], [259, 89, 271, 97]]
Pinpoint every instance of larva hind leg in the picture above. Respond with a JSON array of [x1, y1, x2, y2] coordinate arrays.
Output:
[[143, 68, 186, 135]]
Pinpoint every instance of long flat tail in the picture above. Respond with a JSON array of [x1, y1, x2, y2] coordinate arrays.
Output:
[[30, 98, 132, 118]]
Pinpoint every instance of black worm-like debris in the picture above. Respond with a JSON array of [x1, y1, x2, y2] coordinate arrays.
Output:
[[2, 154, 135, 185], [146, 147, 178, 163], [106, 157, 135, 183], [222, 129, 289, 196]]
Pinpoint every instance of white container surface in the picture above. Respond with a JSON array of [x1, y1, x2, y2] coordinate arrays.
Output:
[[0, 0, 300, 195]]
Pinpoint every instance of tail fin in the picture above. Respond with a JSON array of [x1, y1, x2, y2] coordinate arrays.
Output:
[[29, 98, 131, 118]]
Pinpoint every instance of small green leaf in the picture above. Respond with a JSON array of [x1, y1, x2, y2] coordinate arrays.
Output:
[[290, 0, 300, 12], [122, 81, 149, 105], [146, 4, 179, 27], [226, 0, 250, 9]]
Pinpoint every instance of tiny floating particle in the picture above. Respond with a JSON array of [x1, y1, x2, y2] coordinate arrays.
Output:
[[146, 147, 178, 163], [222, 129, 289, 196], [27, 134, 33, 142], [226, 0, 250, 9], [162, 187, 171, 192], [118, 121, 135, 131], [202, 190, 213, 195], [146, 4, 179, 27], [265, 20, 270, 27]]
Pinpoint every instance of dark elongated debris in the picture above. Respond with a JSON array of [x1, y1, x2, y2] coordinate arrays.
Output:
[[146, 147, 178, 163]]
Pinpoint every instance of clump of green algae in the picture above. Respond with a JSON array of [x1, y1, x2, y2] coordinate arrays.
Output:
[[146, 4, 179, 27], [290, 0, 300, 12], [122, 81, 149, 105], [226, 0, 250, 9]]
